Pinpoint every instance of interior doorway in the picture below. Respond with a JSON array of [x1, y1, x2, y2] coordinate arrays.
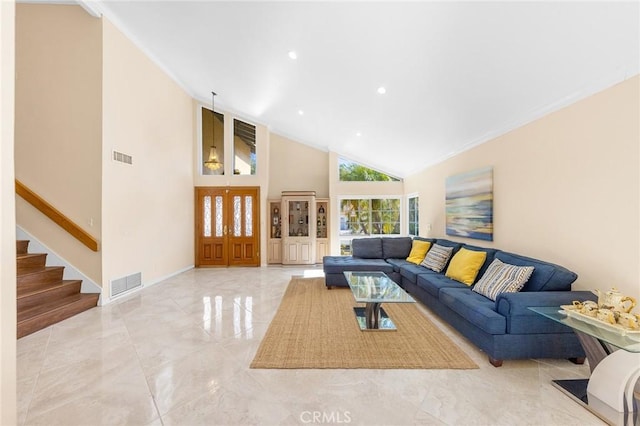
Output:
[[195, 186, 260, 267]]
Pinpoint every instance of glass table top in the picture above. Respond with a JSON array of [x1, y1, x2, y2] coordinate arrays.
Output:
[[530, 306, 640, 353], [343, 271, 415, 304]]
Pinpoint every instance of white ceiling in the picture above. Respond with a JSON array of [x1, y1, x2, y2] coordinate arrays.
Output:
[[90, 1, 638, 178]]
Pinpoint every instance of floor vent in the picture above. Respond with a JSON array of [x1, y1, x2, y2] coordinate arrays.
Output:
[[111, 272, 142, 298], [113, 150, 133, 165]]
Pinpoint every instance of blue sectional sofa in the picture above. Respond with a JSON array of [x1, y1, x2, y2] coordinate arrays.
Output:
[[323, 237, 596, 367]]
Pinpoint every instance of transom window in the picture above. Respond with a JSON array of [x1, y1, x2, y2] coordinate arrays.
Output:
[[233, 119, 256, 175], [201, 108, 257, 176], [201, 107, 224, 175], [339, 158, 400, 182]]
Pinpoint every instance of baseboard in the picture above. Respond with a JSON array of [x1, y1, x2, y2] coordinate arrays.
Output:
[[99, 264, 194, 306]]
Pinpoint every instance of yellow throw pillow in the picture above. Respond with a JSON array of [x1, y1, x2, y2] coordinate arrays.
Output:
[[445, 248, 488, 285], [406, 240, 432, 264]]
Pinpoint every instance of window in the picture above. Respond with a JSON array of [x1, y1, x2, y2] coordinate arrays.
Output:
[[233, 119, 256, 175], [201, 107, 224, 175], [339, 198, 401, 255], [408, 196, 419, 236], [338, 158, 400, 182]]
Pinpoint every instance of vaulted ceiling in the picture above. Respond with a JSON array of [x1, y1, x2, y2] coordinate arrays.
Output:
[[90, 1, 638, 178]]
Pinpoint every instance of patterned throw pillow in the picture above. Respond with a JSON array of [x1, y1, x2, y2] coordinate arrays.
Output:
[[420, 244, 454, 273], [472, 258, 535, 301]]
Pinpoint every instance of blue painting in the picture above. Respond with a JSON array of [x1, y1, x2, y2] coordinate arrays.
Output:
[[446, 167, 493, 241]]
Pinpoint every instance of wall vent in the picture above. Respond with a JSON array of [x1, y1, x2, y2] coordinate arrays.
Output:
[[113, 150, 133, 165], [111, 272, 142, 298]]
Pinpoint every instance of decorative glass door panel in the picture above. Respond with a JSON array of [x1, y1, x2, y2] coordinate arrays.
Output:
[[227, 189, 259, 266]]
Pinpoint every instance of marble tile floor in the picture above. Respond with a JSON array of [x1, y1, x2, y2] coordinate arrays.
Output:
[[17, 266, 605, 426]]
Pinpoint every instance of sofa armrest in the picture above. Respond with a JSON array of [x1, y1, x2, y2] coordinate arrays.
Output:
[[496, 291, 597, 335], [495, 291, 596, 317]]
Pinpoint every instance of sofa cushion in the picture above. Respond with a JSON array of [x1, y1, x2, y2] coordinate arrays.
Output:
[[420, 244, 453, 273], [352, 238, 383, 259], [461, 244, 498, 283], [472, 258, 534, 301], [414, 237, 437, 244], [399, 262, 431, 284], [439, 288, 506, 335], [417, 273, 469, 298], [435, 239, 463, 252], [445, 248, 488, 285], [495, 252, 577, 292], [382, 237, 412, 259], [322, 256, 393, 274], [406, 240, 432, 264], [385, 258, 412, 273]]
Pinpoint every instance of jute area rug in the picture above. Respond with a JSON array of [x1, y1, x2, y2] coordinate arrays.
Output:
[[250, 277, 478, 369]]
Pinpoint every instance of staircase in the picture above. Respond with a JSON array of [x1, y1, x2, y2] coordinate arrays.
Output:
[[17, 240, 99, 338]]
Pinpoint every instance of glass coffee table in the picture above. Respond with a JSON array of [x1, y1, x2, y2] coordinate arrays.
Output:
[[343, 271, 415, 331]]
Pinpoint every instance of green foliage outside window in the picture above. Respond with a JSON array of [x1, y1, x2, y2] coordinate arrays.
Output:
[[339, 158, 400, 182], [340, 198, 401, 236]]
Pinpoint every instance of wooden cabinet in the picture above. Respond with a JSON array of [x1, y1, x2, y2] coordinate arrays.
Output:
[[267, 200, 282, 264], [283, 238, 314, 264], [268, 192, 329, 264], [316, 239, 328, 263], [315, 199, 329, 263], [268, 239, 282, 264]]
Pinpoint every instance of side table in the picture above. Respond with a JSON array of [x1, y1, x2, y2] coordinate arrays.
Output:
[[530, 307, 640, 426]]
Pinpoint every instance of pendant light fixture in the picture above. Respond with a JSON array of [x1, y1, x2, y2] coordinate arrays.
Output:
[[204, 91, 223, 171]]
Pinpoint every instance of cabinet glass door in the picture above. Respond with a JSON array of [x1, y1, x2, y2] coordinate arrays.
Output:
[[288, 200, 309, 237]]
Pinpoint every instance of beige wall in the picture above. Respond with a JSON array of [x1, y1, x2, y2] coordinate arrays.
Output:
[[405, 76, 640, 299], [0, 0, 17, 423], [267, 133, 330, 260], [101, 19, 194, 302], [268, 133, 329, 198], [14, 4, 102, 283]]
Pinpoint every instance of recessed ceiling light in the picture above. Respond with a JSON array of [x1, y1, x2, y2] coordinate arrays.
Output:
[[356, 132, 362, 137], [298, 110, 304, 116], [377, 86, 386, 95], [288, 51, 297, 60]]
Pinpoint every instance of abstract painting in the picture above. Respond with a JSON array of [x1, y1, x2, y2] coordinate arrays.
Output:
[[445, 167, 493, 241]]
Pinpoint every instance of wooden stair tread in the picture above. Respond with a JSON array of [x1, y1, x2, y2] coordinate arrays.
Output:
[[17, 280, 83, 312], [17, 265, 46, 274], [18, 265, 64, 279], [18, 292, 94, 321], [17, 279, 82, 300], [17, 293, 99, 339], [16, 253, 46, 260], [17, 267, 66, 295], [17, 253, 48, 275]]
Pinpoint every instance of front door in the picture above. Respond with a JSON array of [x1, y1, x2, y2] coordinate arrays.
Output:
[[195, 186, 260, 267]]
